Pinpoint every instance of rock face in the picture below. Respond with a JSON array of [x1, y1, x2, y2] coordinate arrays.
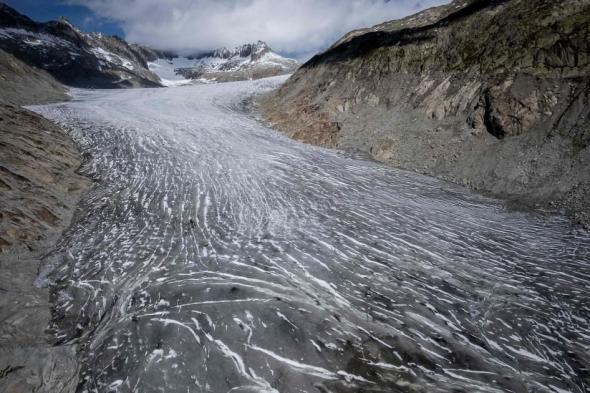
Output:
[[151, 41, 299, 83], [0, 105, 91, 393], [0, 3, 161, 88], [0, 43, 91, 393], [261, 0, 590, 225], [0, 48, 68, 105]]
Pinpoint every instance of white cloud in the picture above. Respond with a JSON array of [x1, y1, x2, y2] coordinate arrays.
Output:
[[70, 0, 450, 57]]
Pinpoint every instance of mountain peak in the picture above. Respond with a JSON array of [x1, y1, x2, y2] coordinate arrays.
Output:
[[149, 40, 298, 84], [0, 3, 162, 88], [198, 40, 272, 60]]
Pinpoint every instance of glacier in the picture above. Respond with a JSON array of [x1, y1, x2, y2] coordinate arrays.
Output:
[[30, 76, 590, 393]]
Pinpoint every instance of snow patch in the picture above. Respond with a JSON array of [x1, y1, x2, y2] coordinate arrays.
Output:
[[91, 47, 134, 71], [0, 27, 74, 49]]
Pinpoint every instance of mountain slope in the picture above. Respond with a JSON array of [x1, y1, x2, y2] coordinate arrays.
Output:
[[0, 42, 91, 393], [149, 41, 299, 84], [0, 3, 161, 88], [0, 48, 68, 105], [261, 0, 590, 225]]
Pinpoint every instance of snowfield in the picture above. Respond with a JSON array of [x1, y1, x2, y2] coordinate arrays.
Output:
[[147, 58, 194, 87], [31, 77, 590, 393]]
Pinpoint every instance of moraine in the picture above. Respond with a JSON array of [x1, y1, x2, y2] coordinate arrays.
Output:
[[30, 76, 590, 393]]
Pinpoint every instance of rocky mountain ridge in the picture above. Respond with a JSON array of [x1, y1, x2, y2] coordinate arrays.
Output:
[[150, 41, 299, 84], [196, 41, 272, 61], [149, 41, 299, 84], [0, 4, 299, 87], [0, 3, 161, 88], [261, 0, 590, 226]]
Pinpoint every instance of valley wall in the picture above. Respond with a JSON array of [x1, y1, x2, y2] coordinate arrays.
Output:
[[0, 48, 91, 393], [260, 0, 590, 226]]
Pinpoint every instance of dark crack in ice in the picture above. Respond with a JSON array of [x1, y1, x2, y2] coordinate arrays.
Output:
[[31, 76, 590, 393]]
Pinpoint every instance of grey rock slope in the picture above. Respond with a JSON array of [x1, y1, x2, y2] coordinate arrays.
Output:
[[175, 41, 299, 82], [0, 47, 91, 392], [0, 48, 68, 105], [261, 0, 590, 226], [0, 3, 161, 88]]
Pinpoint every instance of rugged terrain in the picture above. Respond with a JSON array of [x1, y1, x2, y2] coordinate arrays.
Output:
[[1, 2, 589, 392], [0, 3, 297, 88], [0, 3, 161, 88], [0, 47, 91, 392], [261, 0, 590, 226], [149, 41, 299, 85]]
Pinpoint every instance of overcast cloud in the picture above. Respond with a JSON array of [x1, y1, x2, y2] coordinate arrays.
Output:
[[70, 0, 450, 58]]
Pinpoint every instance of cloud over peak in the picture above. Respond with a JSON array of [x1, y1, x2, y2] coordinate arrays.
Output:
[[71, 0, 450, 58]]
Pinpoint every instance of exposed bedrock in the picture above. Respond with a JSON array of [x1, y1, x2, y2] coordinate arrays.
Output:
[[260, 0, 590, 226], [0, 48, 91, 393]]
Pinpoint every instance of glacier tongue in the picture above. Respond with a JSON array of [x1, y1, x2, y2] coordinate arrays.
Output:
[[30, 76, 590, 393]]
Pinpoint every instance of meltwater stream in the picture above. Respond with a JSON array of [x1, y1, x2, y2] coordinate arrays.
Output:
[[32, 76, 589, 393]]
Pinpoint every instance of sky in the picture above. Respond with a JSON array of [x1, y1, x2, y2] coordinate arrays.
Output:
[[5, 0, 450, 60]]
